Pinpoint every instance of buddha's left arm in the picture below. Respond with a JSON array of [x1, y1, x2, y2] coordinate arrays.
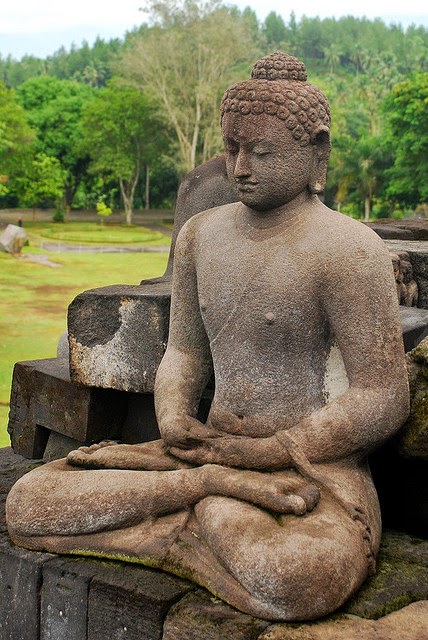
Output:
[[285, 237, 410, 464]]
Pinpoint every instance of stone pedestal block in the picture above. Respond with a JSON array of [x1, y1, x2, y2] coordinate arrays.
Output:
[[8, 358, 126, 458], [68, 283, 171, 392]]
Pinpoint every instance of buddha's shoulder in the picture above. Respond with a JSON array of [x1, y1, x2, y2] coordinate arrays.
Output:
[[311, 203, 387, 255], [178, 202, 239, 239]]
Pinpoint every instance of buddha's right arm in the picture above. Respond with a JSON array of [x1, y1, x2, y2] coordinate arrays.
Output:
[[154, 219, 214, 446]]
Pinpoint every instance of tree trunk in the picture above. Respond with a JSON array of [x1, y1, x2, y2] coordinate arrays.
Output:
[[145, 165, 150, 211], [190, 100, 201, 170], [119, 162, 140, 225], [119, 178, 133, 225], [364, 196, 371, 222]]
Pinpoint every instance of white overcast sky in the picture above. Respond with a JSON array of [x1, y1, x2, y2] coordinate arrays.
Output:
[[1, 0, 427, 59]]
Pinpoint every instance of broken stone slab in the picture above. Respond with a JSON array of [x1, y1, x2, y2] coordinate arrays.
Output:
[[163, 590, 270, 639], [258, 601, 428, 640], [68, 282, 171, 392], [8, 358, 126, 458], [0, 223, 28, 254]]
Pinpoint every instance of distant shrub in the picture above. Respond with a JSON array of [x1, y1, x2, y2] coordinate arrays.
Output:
[[52, 210, 65, 222]]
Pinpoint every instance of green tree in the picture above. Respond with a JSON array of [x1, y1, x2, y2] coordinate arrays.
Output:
[[383, 73, 428, 208], [0, 81, 35, 201], [263, 12, 287, 48], [17, 153, 65, 211], [78, 84, 163, 224], [16, 76, 95, 211], [119, 0, 257, 173], [96, 201, 113, 225]]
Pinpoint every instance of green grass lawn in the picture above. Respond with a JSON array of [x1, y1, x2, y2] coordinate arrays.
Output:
[[0, 245, 168, 447], [25, 221, 170, 245]]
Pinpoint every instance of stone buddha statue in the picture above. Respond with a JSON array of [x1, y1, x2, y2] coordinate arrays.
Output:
[[6, 53, 409, 622]]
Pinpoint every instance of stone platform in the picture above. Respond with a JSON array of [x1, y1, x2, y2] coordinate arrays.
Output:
[[0, 448, 427, 640]]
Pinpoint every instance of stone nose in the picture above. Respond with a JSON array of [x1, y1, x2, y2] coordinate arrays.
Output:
[[233, 150, 252, 179]]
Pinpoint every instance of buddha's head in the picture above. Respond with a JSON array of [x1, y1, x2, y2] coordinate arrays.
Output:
[[221, 52, 331, 211]]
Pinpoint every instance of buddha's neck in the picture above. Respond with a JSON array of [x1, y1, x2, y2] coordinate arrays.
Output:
[[242, 191, 318, 229]]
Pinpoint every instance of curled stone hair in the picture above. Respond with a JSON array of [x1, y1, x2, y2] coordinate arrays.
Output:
[[221, 52, 331, 147]]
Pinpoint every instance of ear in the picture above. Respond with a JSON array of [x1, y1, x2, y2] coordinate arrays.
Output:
[[309, 127, 331, 194]]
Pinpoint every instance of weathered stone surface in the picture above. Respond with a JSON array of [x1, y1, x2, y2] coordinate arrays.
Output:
[[342, 530, 428, 619], [0, 536, 53, 640], [385, 240, 428, 309], [163, 590, 270, 639], [368, 218, 428, 241], [68, 283, 170, 392], [8, 358, 126, 458], [0, 223, 28, 254], [400, 336, 428, 459], [43, 431, 88, 462], [399, 306, 428, 352], [57, 329, 69, 358], [87, 564, 192, 640], [258, 601, 428, 639], [41, 558, 91, 640]]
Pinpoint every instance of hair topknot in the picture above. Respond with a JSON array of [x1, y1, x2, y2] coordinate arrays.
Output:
[[251, 52, 307, 82], [221, 52, 330, 147]]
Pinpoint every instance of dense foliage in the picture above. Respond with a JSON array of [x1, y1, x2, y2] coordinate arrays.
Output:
[[1, 1, 427, 221]]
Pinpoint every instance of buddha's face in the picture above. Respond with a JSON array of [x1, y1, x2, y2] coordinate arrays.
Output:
[[222, 111, 315, 211]]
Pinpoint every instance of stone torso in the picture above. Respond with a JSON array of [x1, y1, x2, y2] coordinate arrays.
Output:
[[191, 202, 351, 433]]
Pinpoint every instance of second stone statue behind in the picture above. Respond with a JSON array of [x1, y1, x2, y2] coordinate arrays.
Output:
[[6, 52, 409, 622]]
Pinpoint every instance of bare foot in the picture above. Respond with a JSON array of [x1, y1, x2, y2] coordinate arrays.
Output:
[[67, 440, 192, 470], [204, 465, 320, 515]]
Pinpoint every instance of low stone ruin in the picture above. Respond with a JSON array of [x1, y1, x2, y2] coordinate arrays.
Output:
[[0, 223, 28, 254]]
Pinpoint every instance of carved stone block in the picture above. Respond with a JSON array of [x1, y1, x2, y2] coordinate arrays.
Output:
[[399, 306, 428, 352], [0, 537, 53, 640], [8, 358, 126, 458], [87, 565, 192, 640], [68, 283, 171, 392]]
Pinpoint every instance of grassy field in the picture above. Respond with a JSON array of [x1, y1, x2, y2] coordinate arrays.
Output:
[[25, 221, 170, 245], [0, 229, 169, 448]]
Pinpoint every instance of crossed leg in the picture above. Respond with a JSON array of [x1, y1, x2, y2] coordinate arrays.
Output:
[[189, 492, 369, 620]]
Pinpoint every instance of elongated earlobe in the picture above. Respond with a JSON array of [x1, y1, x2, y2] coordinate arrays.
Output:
[[309, 128, 331, 194]]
